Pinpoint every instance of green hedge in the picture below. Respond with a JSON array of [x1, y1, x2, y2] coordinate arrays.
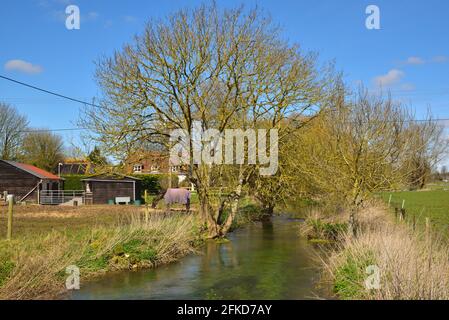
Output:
[[62, 173, 181, 195], [131, 174, 179, 195], [62, 175, 85, 190]]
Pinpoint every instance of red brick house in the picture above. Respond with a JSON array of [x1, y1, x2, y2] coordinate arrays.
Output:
[[125, 151, 188, 183]]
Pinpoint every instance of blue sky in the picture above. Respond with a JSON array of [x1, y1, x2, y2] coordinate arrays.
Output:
[[1, 0, 448, 152]]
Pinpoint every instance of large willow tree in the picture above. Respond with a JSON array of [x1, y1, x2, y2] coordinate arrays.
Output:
[[81, 3, 340, 237]]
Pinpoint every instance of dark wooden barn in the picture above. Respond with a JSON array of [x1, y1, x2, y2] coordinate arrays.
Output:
[[0, 160, 63, 203], [82, 174, 142, 205]]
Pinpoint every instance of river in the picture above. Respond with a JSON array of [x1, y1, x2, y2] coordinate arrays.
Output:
[[71, 216, 322, 300]]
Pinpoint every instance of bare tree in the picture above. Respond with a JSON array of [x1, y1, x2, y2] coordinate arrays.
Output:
[[0, 103, 28, 160], [20, 131, 65, 172], [404, 118, 448, 189], [292, 89, 448, 234], [81, 4, 339, 237]]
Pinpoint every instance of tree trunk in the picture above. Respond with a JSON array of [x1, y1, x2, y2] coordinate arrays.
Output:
[[220, 169, 244, 236], [264, 203, 275, 216], [198, 190, 219, 238], [348, 206, 357, 237]]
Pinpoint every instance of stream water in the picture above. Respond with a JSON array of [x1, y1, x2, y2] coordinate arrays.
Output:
[[71, 216, 322, 300]]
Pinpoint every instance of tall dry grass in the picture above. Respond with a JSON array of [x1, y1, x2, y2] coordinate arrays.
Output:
[[323, 206, 449, 300], [0, 212, 201, 300]]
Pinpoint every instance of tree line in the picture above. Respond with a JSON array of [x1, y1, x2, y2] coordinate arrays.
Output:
[[0, 103, 109, 173], [0, 103, 65, 172]]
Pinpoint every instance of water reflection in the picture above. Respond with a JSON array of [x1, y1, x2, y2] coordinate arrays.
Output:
[[71, 216, 320, 300]]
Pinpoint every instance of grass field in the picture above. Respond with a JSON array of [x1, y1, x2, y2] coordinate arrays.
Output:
[[380, 189, 449, 232], [0, 196, 263, 299], [0, 204, 203, 299]]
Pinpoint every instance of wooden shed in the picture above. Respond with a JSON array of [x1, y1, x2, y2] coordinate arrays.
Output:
[[0, 160, 63, 203], [81, 174, 142, 205]]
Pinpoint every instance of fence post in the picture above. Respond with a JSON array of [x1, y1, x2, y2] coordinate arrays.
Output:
[[144, 190, 149, 224], [388, 194, 392, 206], [401, 199, 405, 209], [7, 195, 13, 240], [425, 217, 431, 237], [412, 214, 416, 232], [400, 208, 406, 221]]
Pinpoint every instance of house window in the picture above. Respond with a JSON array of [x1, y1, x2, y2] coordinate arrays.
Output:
[[133, 164, 142, 173], [170, 166, 178, 172]]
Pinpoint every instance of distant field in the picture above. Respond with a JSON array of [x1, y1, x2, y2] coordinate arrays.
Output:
[[425, 181, 449, 191], [380, 190, 449, 232]]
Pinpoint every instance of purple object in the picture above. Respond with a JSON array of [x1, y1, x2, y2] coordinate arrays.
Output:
[[164, 188, 191, 205]]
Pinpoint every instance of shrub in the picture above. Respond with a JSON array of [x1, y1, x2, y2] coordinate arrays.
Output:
[[307, 219, 347, 241], [62, 175, 85, 190]]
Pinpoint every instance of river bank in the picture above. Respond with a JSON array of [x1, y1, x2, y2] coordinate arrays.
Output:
[[0, 202, 265, 300], [303, 203, 449, 299]]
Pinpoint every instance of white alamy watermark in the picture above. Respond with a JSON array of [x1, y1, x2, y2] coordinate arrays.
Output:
[[65, 265, 80, 290], [365, 5, 381, 30], [170, 121, 278, 176], [65, 5, 80, 30], [364, 265, 381, 290]]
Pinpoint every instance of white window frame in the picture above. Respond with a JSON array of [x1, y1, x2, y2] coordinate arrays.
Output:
[[133, 164, 142, 173]]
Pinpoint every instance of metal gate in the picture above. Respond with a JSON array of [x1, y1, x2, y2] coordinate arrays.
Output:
[[39, 190, 89, 205]]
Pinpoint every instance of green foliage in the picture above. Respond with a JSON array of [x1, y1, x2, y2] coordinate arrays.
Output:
[[113, 239, 157, 264], [0, 260, 15, 287], [380, 190, 449, 233], [307, 219, 347, 241], [132, 174, 161, 195], [76, 242, 109, 272], [87, 146, 108, 165], [334, 251, 375, 299], [20, 131, 64, 172], [62, 175, 85, 190]]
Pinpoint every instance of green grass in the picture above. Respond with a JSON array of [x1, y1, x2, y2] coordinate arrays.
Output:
[[380, 190, 449, 232], [306, 219, 347, 242], [425, 181, 449, 191], [334, 251, 376, 300]]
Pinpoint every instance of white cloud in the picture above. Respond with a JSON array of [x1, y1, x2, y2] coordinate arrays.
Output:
[[374, 69, 404, 87], [401, 55, 448, 65], [405, 56, 425, 65], [4, 59, 43, 74]]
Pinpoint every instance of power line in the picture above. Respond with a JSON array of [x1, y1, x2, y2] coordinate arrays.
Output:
[[0, 75, 103, 109], [2, 74, 449, 132], [19, 128, 87, 133]]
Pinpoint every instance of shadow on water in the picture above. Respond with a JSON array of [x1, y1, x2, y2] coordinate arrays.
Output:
[[71, 216, 322, 300]]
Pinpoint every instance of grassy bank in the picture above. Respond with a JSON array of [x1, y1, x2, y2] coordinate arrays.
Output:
[[0, 199, 264, 300], [306, 204, 449, 299], [0, 210, 202, 300]]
